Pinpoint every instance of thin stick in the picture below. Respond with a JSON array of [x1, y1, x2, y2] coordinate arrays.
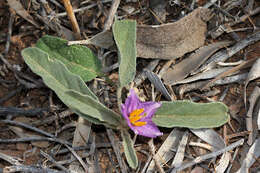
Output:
[[65, 144, 89, 172], [210, 7, 260, 38], [40, 150, 69, 173], [104, 0, 121, 30], [148, 139, 165, 173], [62, 0, 81, 39], [0, 137, 72, 146], [106, 129, 128, 173], [32, 109, 73, 126], [117, 86, 123, 113], [0, 85, 23, 105], [48, 0, 64, 10], [54, 142, 112, 155], [3, 165, 64, 173], [0, 152, 22, 165], [1, 120, 55, 138], [0, 106, 47, 117], [53, 0, 112, 17], [4, 8, 15, 55]]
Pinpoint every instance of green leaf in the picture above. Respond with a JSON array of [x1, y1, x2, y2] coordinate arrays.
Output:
[[112, 20, 137, 87], [22, 47, 120, 127], [36, 35, 102, 82], [121, 130, 138, 169], [153, 101, 229, 129], [66, 90, 121, 127]]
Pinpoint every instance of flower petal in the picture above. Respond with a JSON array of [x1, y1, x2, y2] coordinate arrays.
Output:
[[121, 104, 129, 121], [121, 89, 162, 138], [140, 101, 161, 119], [133, 120, 163, 138], [125, 89, 140, 114]]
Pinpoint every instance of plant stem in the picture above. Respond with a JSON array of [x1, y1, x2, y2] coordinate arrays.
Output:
[[117, 86, 123, 114]]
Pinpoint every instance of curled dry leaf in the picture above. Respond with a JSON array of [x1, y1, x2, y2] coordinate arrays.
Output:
[[136, 7, 212, 59], [194, 31, 260, 74], [215, 152, 231, 173], [145, 70, 172, 100], [244, 58, 260, 107], [72, 8, 211, 60], [69, 118, 91, 173], [171, 131, 189, 168], [178, 73, 248, 97], [202, 58, 257, 90], [173, 67, 233, 85], [146, 129, 185, 172], [191, 129, 225, 150], [162, 41, 232, 85], [246, 86, 260, 145], [236, 138, 260, 173]]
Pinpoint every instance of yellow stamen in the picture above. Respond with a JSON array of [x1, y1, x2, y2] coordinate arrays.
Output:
[[129, 114, 142, 122], [129, 108, 144, 117], [129, 108, 147, 127], [132, 121, 147, 126]]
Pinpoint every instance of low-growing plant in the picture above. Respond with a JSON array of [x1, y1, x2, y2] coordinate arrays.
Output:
[[21, 19, 229, 169]]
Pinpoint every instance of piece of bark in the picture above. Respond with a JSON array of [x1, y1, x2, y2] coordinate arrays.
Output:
[[162, 41, 231, 85], [136, 8, 212, 59]]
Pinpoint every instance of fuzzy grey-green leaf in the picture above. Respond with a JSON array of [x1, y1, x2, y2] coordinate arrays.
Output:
[[121, 130, 138, 169], [66, 90, 121, 127], [36, 35, 102, 82], [153, 101, 229, 128], [22, 47, 120, 127], [113, 20, 137, 87]]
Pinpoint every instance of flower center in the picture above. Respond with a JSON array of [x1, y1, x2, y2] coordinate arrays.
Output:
[[129, 108, 147, 126]]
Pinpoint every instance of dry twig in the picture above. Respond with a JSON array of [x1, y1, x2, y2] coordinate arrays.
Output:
[[148, 139, 165, 173], [62, 0, 81, 39]]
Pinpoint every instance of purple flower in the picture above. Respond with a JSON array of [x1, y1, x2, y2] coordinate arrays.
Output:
[[121, 89, 163, 138]]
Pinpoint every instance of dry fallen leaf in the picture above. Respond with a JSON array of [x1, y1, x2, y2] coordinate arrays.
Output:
[[145, 70, 172, 100], [136, 7, 212, 59], [146, 129, 185, 172], [69, 117, 91, 173], [162, 41, 231, 85], [7, 0, 40, 28], [236, 138, 260, 173], [172, 67, 233, 85], [246, 86, 260, 145], [244, 58, 260, 106], [191, 129, 225, 150]]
